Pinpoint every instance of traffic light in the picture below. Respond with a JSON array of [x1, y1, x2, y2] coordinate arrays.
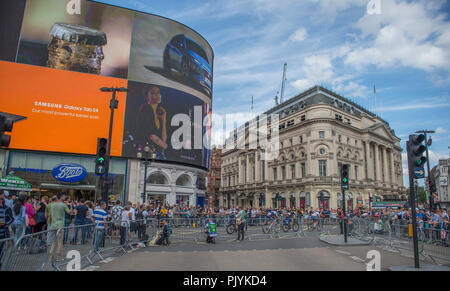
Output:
[[408, 134, 427, 171], [95, 138, 108, 175], [340, 164, 349, 190], [429, 180, 436, 194], [0, 116, 13, 147]]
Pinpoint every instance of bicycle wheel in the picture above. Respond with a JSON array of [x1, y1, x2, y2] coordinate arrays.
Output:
[[226, 224, 235, 234], [274, 223, 281, 233], [292, 222, 300, 232], [262, 224, 270, 234], [282, 224, 289, 232]]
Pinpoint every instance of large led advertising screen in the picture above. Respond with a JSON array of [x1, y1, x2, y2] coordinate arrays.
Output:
[[0, 0, 214, 169]]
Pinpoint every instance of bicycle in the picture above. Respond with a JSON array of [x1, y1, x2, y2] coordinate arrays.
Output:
[[262, 218, 281, 234], [282, 217, 299, 232], [305, 217, 321, 231], [226, 218, 247, 234]]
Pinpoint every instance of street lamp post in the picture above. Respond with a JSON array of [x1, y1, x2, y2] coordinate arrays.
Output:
[[137, 146, 156, 205], [99, 86, 127, 203], [415, 130, 435, 209]]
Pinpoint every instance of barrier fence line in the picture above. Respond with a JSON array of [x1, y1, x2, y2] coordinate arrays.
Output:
[[0, 237, 15, 271], [1, 215, 447, 271]]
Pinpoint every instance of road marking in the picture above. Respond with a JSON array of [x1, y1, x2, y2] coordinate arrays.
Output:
[[100, 257, 116, 264], [335, 250, 351, 255], [83, 265, 100, 271], [350, 256, 366, 263]]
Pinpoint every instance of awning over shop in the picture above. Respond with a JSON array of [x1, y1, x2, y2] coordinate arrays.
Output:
[[0, 175, 32, 192]]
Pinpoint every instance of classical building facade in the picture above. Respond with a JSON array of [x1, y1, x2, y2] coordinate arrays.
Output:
[[219, 85, 405, 210], [206, 147, 222, 208], [431, 159, 450, 209]]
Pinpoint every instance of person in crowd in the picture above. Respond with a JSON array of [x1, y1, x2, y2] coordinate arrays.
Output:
[[136, 204, 148, 241], [236, 206, 246, 241], [157, 219, 170, 246], [48, 192, 70, 262], [62, 197, 73, 244], [128, 202, 136, 234], [24, 196, 35, 235], [11, 193, 27, 245], [4, 191, 14, 209], [35, 196, 48, 233], [0, 190, 14, 269], [120, 204, 132, 246], [72, 198, 89, 245], [93, 201, 108, 253], [111, 200, 124, 240]]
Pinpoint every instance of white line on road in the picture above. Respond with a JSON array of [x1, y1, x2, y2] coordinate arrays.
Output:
[[83, 265, 100, 271], [335, 250, 351, 255], [350, 256, 366, 263], [99, 257, 116, 264]]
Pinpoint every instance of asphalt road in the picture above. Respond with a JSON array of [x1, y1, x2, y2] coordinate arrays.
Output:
[[92, 232, 435, 271]]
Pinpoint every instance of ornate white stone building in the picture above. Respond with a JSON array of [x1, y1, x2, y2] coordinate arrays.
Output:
[[127, 160, 207, 207], [219, 85, 405, 210]]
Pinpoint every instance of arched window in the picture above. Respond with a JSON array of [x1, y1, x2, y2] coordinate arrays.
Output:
[[176, 174, 192, 186], [147, 172, 169, 184]]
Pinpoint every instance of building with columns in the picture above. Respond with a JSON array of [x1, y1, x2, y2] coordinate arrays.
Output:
[[219, 85, 405, 210], [431, 159, 450, 210]]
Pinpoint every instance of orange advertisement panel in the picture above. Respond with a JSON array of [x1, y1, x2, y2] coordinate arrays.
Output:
[[0, 61, 127, 156]]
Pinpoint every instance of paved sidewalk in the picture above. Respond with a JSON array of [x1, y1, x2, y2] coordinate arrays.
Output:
[[320, 235, 370, 246]]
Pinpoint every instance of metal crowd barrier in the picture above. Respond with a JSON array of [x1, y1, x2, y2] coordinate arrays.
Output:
[[0, 237, 15, 271], [1, 219, 157, 271], [322, 217, 450, 263]]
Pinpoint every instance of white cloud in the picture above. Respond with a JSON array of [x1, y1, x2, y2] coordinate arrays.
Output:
[[402, 152, 408, 175], [291, 54, 334, 91], [289, 27, 308, 42], [291, 54, 370, 98], [435, 127, 447, 134], [309, 0, 367, 23], [428, 150, 448, 166], [379, 103, 450, 112], [344, 0, 450, 71]]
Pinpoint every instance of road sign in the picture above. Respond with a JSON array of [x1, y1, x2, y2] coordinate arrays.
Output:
[[96, 165, 105, 175], [414, 167, 425, 179]]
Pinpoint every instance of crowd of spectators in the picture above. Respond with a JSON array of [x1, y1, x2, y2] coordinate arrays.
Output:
[[1, 189, 448, 252]]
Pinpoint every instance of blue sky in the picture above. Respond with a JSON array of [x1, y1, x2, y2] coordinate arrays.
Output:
[[98, 0, 450, 187]]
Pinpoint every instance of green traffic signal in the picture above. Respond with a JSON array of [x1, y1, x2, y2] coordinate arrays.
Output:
[[98, 157, 105, 164], [342, 177, 348, 183]]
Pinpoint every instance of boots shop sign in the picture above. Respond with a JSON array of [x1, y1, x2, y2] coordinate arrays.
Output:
[[52, 164, 87, 183]]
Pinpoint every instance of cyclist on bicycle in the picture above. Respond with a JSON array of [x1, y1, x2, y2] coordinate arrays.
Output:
[[311, 209, 320, 229], [267, 209, 278, 220]]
